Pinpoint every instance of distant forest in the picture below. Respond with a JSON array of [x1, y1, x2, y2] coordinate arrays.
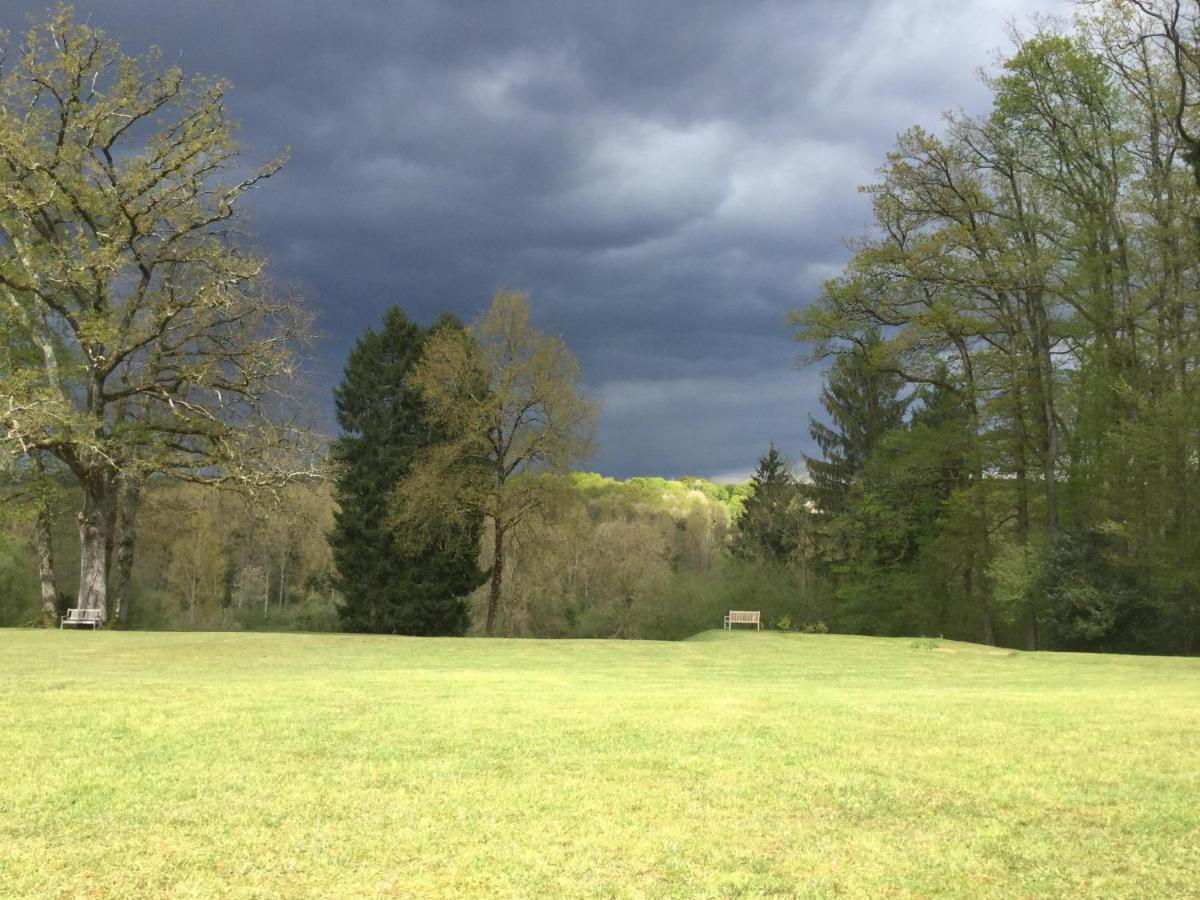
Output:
[[0, 471, 769, 641]]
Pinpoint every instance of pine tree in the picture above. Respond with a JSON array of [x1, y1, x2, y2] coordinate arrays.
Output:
[[733, 444, 800, 563], [330, 308, 484, 634], [804, 333, 909, 518]]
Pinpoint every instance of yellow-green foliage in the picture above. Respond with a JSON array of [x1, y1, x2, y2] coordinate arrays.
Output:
[[2, 479, 340, 630], [2, 630, 1197, 897], [473, 473, 755, 637], [569, 471, 749, 520]]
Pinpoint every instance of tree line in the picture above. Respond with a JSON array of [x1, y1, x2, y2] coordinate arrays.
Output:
[[790, 1, 1200, 653], [6, 3, 1200, 653]]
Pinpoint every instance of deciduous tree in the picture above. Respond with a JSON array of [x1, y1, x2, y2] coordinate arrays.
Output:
[[398, 290, 599, 636], [0, 7, 313, 622]]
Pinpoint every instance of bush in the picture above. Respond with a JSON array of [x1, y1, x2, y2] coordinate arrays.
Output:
[[1040, 529, 1141, 650], [289, 592, 342, 632], [223, 592, 342, 633], [0, 535, 39, 627], [638, 559, 829, 640], [801, 621, 828, 634]]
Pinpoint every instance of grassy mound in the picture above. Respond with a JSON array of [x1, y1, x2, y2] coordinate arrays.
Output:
[[2, 630, 1197, 897]]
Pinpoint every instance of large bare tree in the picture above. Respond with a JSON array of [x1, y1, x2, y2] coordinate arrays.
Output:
[[0, 7, 314, 622]]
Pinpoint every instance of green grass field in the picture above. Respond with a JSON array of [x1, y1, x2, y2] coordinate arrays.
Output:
[[1, 630, 1198, 898]]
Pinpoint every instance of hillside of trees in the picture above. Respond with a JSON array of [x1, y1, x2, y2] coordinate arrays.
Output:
[[1, 471, 791, 639]]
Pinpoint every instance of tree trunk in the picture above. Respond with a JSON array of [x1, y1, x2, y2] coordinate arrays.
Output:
[[76, 471, 117, 621], [1028, 294, 1059, 539], [966, 558, 996, 646], [31, 454, 60, 625], [111, 478, 141, 627], [957, 339, 995, 646], [1012, 384, 1038, 651], [981, 608, 997, 647], [35, 496, 59, 624], [487, 524, 504, 637]]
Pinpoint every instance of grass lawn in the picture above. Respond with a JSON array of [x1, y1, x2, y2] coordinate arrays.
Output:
[[1, 630, 1198, 898]]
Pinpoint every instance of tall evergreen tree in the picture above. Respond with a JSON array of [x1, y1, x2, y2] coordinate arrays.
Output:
[[330, 309, 484, 634], [733, 445, 800, 563], [803, 333, 909, 518]]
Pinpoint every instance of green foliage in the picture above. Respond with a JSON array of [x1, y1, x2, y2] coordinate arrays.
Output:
[[816, 378, 982, 638], [400, 291, 599, 636], [1040, 529, 1142, 651], [6, 470, 341, 633], [804, 332, 910, 520], [0, 532, 38, 626], [567, 472, 746, 521], [464, 470, 830, 641], [222, 591, 342, 633], [641, 557, 824, 641], [331, 308, 483, 635], [0, 6, 315, 619], [732, 445, 804, 563], [790, 16, 1200, 654], [988, 539, 1045, 628]]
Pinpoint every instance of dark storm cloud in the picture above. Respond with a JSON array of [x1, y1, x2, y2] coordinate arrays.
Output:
[[3, 0, 1067, 478]]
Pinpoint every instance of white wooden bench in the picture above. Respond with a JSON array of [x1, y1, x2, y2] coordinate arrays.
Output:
[[60, 608, 103, 630], [724, 610, 761, 630]]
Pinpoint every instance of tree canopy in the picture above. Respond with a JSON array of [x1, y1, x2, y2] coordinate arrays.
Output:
[[793, 5, 1200, 652], [0, 6, 313, 620], [397, 290, 599, 636]]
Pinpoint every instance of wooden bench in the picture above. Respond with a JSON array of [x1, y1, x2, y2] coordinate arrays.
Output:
[[60, 608, 103, 630], [724, 610, 761, 630]]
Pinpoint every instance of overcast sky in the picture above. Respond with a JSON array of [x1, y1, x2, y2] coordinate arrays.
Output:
[[4, 0, 1069, 480]]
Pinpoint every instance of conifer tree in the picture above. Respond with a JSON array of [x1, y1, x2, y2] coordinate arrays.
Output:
[[330, 309, 483, 634], [804, 333, 909, 518], [733, 444, 800, 563]]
